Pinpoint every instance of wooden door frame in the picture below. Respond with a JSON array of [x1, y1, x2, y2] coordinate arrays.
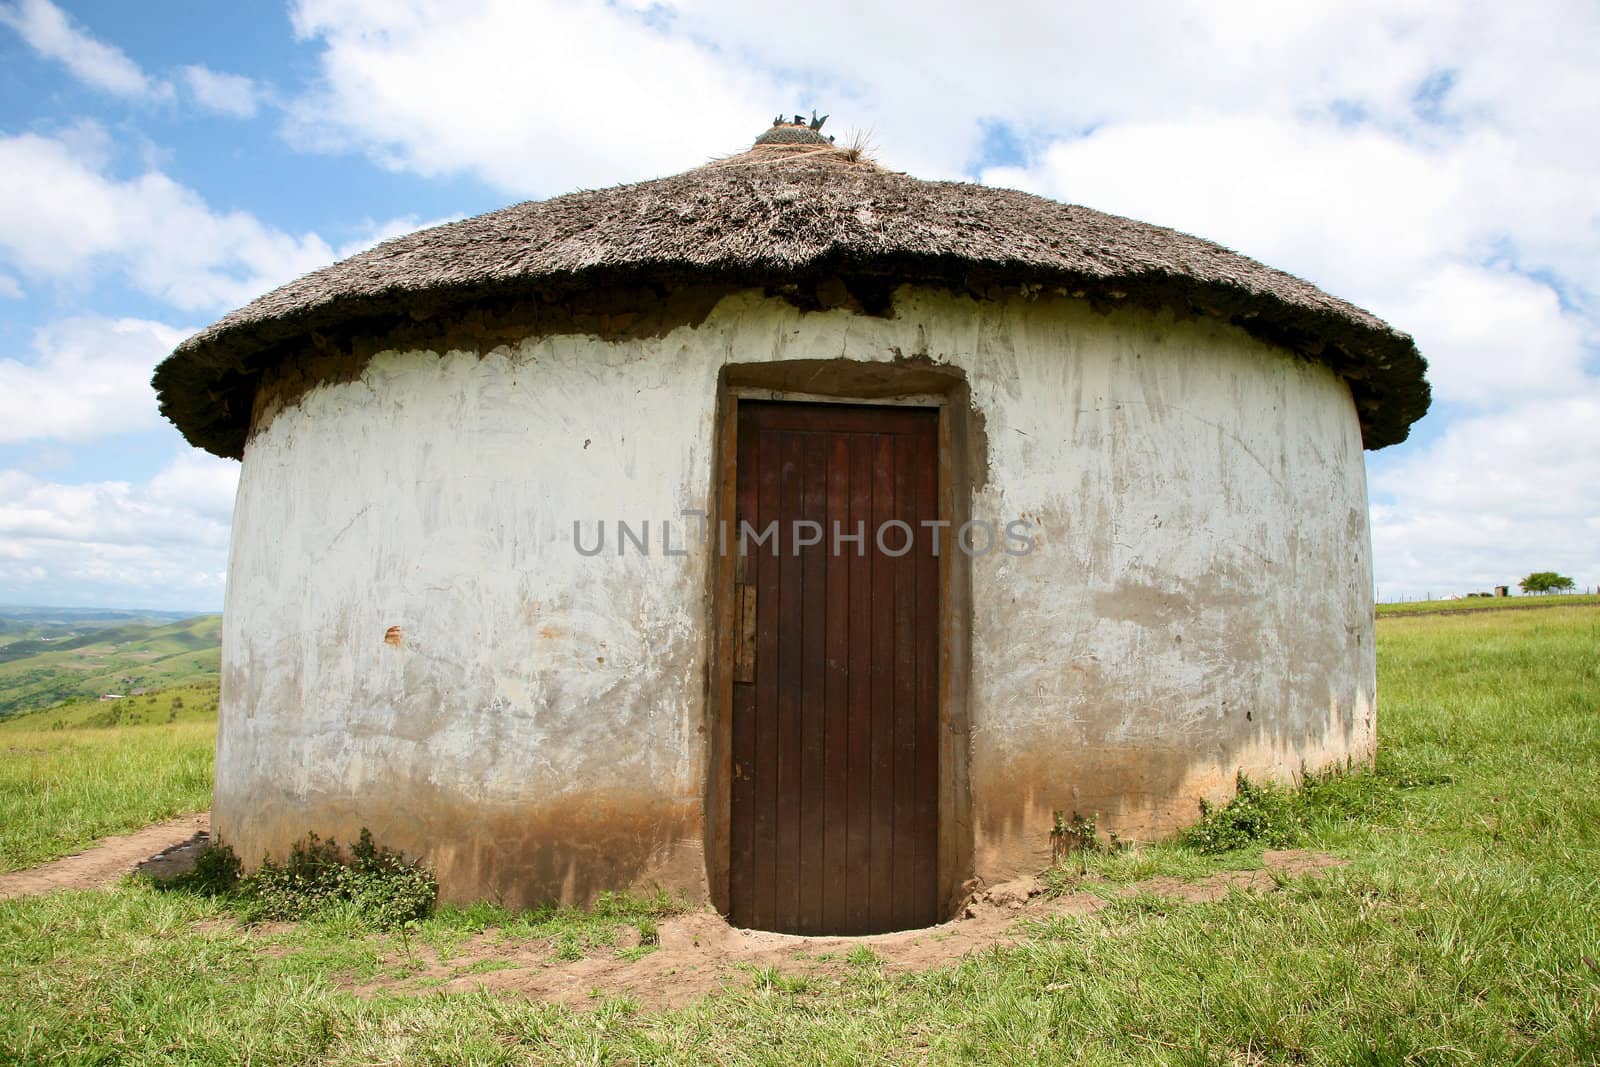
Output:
[[702, 361, 976, 928]]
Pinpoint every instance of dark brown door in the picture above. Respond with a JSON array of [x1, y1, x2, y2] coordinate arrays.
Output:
[[729, 401, 940, 934]]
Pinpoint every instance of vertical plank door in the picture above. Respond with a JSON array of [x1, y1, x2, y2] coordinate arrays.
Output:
[[729, 401, 939, 934]]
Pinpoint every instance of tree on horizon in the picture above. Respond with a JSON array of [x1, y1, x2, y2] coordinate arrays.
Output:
[[1519, 571, 1576, 595]]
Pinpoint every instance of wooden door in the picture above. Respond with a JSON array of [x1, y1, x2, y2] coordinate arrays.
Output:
[[729, 401, 940, 934]]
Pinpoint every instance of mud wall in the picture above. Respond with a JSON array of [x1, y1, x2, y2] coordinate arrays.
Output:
[[216, 286, 1374, 910]]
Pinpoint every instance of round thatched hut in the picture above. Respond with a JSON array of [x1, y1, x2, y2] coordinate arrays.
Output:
[[154, 119, 1428, 934]]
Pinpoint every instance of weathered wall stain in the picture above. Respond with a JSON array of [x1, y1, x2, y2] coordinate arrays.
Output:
[[213, 782, 704, 911]]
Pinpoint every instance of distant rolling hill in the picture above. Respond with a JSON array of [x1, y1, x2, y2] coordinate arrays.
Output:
[[0, 679, 220, 732], [0, 610, 222, 719], [0, 606, 198, 659]]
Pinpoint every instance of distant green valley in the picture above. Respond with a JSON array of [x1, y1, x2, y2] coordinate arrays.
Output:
[[0, 608, 223, 720]]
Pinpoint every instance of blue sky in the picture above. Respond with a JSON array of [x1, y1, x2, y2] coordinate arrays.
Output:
[[1, 0, 1596, 611]]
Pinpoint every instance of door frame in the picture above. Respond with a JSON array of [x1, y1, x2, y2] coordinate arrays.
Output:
[[703, 361, 976, 928]]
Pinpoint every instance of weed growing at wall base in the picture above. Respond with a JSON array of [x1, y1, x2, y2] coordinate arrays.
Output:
[[1178, 760, 1427, 856], [1182, 772, 1307, 853], [162, 829, 437, 930]]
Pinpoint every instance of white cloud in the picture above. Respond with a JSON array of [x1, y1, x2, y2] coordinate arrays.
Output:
[[181, 64, 263, 118], [0, 126, 422, 311], [981, 116, 1470, 298], [0, 0, 171, 100], [0, 273, 20, 299], [955, 16, 1599, 600], [1379, 266, 1591, 409], [277, 0, 1598, 201], [283, 0, 792, 195], [0, 316, 188, 444], [146, 449, 240, 524], [1371, 388, 1600, 596], [977, 115, 1599, 415], [0, 450, 237, 611]]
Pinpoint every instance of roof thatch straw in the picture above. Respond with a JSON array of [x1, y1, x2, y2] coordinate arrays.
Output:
[[154, 136, 1428, 458]]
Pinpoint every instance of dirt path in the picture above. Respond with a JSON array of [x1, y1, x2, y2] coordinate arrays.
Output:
[[0, 812, 210, 900], [338, 849, 1343, 1011]]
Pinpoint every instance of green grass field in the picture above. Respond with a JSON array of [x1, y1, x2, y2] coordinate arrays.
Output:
[[0, 685, 217, 871], [0, 608, 1596, 1064], [1376, 592, 1600, 616]]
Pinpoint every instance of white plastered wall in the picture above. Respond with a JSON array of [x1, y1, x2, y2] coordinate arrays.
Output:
[[217, 287, 1375, 906]]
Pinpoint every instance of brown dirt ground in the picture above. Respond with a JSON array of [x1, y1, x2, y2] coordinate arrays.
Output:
[[0, 812, 210, 900], [329, 849, 1344, 1012]]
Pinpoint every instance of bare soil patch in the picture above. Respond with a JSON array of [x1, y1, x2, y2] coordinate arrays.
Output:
[[0, 812, 209, 899], [334, 849, 1345, 1012]]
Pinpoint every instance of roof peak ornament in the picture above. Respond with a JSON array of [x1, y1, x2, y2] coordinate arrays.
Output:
[[760, 110, 835, 146], [771, 109, 829, 132]]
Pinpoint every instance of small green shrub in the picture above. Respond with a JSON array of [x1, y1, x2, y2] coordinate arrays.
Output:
[[1051, 810, 1106, 873], [244, 833, 354, 921], [1182, 773, 1304, 854], [158, 829, 436, 930], [166, 838, 242, 895], [345, 828, 438, 928], [242, 829, 436, 929]]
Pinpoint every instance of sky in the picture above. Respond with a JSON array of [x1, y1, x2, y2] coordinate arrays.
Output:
[[0, 0, 1596, 612]]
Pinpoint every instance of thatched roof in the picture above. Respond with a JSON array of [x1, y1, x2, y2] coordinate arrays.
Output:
[[154, 129, 1429, 458]]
